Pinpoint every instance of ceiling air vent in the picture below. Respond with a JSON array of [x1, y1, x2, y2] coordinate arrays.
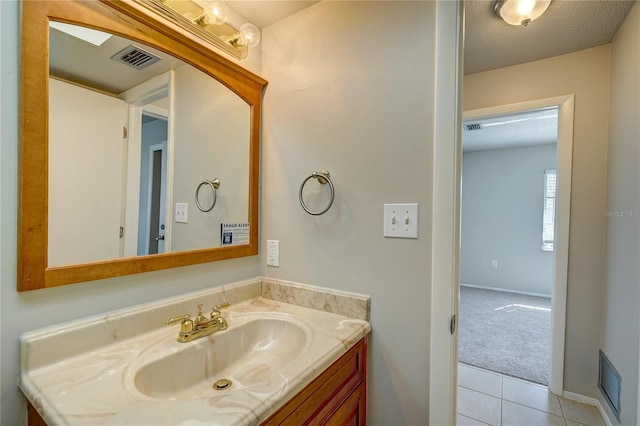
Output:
[[464, 123, 483, 131], [111, 45, 161, 70]]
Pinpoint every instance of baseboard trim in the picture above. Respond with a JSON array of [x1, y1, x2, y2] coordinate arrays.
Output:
[[460, 283, 552, 299], [561, 391, 615, 426]]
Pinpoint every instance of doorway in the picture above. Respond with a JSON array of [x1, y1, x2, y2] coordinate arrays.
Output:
[[459, 107, 559, 386], [138, 113, 168, 255], [462, 95, 574, 396]]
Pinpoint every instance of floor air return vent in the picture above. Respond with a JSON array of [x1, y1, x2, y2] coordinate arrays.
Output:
[[598, 349, 621, 421]]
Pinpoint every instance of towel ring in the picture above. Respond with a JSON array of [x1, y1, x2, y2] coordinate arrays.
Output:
[[195, 178, 221, 212], [299, 170, 335, 216]]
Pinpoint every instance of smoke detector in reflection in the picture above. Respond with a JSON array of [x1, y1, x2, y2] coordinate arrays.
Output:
[[111, 45, 161, 70]]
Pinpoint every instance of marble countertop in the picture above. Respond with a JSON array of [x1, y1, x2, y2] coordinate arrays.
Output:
[[19, 278, 371, 425]]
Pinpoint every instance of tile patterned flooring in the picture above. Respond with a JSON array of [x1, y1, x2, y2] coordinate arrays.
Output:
[[457, 363, 607, 426]]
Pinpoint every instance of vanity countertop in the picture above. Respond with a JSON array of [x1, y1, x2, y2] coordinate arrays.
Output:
[[19, 278, 371, 425]]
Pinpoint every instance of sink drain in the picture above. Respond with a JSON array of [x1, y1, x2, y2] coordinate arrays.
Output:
[[213, 379, 232, 390]]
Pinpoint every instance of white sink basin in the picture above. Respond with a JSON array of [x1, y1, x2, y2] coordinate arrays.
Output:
[[128, 313, 312, 400], [19, 283, 371, 426]]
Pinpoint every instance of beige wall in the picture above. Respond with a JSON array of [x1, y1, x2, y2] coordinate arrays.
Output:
[[0, 2, 262, 424], [601, 2, 640, 424], [171, 64, 250, 251], [261, 2, 437, 423], [465, 45, 611, 397]]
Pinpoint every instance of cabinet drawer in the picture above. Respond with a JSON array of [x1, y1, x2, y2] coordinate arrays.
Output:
[[262, 338, 367, 425]]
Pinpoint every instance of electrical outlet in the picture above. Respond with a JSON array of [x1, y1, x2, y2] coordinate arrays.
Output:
[[267, 240, 279, 267]]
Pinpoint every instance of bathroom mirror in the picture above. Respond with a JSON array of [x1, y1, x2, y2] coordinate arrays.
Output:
[[19, 0, 267, 291]]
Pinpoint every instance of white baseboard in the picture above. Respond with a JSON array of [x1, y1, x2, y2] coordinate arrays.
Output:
[[562, 391, 615, 426], [460, 283, 552, 299]]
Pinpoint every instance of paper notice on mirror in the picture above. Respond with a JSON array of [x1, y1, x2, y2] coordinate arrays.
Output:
[[221, 223, 250, 246]]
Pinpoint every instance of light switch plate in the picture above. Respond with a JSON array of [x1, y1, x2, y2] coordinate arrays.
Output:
[[384, 203, 419, 238], [175, 203, 188, 223]]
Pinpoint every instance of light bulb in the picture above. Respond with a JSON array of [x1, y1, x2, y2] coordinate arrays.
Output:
[[517, 0, 536, 15], [239, 23, 260, 48], [206, 0, 228, 25], [193, 0, 228, 26], [495, 0, 552, 26]]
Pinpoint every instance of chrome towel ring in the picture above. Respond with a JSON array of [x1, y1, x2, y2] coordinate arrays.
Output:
[[195, 178, 221, 212], [299, 170, 335, 216]]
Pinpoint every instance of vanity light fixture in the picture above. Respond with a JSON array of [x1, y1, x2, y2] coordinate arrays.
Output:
[[133, 0, 260, 59], [494, 0, 552, 26]]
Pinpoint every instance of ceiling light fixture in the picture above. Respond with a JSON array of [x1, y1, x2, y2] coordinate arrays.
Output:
[[494, 0, 552, 26]]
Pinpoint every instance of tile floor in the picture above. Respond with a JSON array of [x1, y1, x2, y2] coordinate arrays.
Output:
[[457, 363, 607, 426]]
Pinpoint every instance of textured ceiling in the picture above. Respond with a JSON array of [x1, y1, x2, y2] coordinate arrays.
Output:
[[463, 108, 558, 151], [464, 0, 636, 75]]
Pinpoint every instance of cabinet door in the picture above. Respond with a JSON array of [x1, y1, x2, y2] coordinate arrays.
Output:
[[262, 338, 367, 425], [323, 383, 366, 426]]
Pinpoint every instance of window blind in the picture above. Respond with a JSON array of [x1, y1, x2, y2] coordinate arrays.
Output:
[[542, 169, 557, 251]]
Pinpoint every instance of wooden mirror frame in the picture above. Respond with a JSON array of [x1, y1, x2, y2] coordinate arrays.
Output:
[[18, 0, 267, 291]]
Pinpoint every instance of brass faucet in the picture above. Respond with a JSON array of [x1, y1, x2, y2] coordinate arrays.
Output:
[[166, 302, 230, 343]]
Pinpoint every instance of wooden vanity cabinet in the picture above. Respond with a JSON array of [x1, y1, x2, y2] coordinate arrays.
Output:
[[27, 401, 46, 426], [27, 338, 368, 426], [261, 337, 367, 425]]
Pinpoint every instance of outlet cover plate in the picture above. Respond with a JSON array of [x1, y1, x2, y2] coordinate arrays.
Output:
[[267, 240, 279, 267], [384, 203, 419, 239]]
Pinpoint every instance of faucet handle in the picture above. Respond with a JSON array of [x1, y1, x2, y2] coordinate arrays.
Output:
[[166, 314, 191, 326], [166, 314, 193, 334], [210, 302, 231, 317], [195, 304, 207, 324]]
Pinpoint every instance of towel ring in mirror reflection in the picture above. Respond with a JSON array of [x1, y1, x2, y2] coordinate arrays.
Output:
[[195, 178, 221, 212], [299, 170, 335, 216]]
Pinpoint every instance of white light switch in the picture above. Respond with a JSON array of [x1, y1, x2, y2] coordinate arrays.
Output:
[[384, 203, 419, 239], [175, 203, 188, 223]]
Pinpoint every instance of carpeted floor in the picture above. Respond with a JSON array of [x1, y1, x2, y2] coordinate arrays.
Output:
[[458, 286, 551, 385]]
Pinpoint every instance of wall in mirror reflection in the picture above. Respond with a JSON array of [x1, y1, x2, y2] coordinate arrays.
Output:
[[48, 24, 250, 267]]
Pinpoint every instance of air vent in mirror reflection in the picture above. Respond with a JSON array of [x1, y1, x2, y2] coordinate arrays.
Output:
[[110, 45, 161, 70], [464, 123, 483, 131]]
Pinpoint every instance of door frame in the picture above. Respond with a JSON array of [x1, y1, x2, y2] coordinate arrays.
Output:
[[120, 71, 175, 256], [429, 1, 464, 424], [463, 94, 574, 395]]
